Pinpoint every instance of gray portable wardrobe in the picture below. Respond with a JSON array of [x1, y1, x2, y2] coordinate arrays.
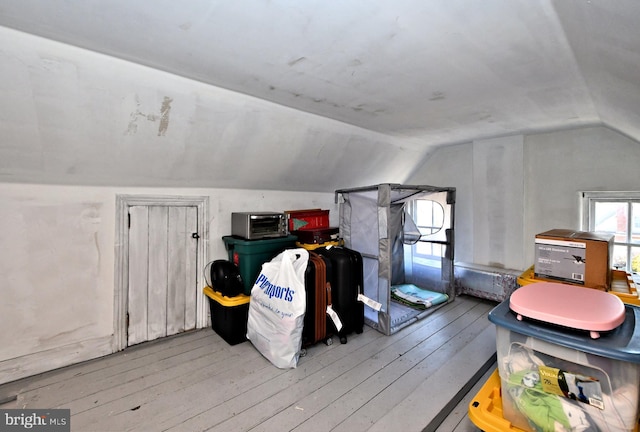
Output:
[[335, 184, 456, 335]]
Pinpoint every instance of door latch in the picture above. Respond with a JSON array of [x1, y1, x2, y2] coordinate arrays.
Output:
[[192, 232, 200, 239]]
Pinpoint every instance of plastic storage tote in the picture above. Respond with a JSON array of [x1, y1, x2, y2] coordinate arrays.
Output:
[[286, 209, 330, 231], [203, 286, 250, 345], [489, 299, 640, 432], [222, 235, 297, 295], [468, 369, 640, 432]]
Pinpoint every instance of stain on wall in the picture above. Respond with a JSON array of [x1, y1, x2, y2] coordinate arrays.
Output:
[[125, 95, 173, 136], [158, 96, 172, 136], [125, 95, 143, 136]]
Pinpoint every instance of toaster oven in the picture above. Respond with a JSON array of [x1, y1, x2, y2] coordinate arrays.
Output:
[[231, 212, 287, 240]]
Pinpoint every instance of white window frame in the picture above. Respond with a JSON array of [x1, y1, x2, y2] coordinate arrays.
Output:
[[580, 191, 640, 275], [406, 199, 445, 261]]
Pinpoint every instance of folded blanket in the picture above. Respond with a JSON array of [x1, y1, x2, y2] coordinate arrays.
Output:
[[391, 284, 448, 309]]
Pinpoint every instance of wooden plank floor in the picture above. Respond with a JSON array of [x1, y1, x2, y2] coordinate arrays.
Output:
[[0, 295, 498, 432]]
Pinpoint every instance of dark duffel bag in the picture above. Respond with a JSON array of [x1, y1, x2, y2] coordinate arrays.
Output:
[[204, 260, 244, 297]]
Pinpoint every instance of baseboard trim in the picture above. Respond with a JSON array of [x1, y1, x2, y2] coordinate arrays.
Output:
[[0, 336, 114, 385]]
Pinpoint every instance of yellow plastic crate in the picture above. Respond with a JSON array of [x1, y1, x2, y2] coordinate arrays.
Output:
[[516, 265, 537, 287], [469, 369, 640, 432], [468, 369, 527, 432], [203, 286, 250, 345], [517, 265, 640, 306], [295, 240, 341, 250], [610, 269, 639, 305]]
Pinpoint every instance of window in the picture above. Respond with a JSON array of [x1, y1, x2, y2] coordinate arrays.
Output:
[[406, 199, 445, 259], [581, 192, 640, 275]]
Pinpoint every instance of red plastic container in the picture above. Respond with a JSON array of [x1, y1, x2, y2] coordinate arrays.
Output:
[[286, 209, 330, 231]]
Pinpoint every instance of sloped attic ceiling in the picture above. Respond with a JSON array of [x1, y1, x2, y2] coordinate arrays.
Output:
[[0, 1, 639, 190]]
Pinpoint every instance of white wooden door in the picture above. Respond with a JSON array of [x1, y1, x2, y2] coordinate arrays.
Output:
[[127, 205, 199, 346]]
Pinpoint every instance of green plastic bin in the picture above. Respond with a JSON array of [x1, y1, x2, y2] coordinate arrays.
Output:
[[222, 235, 298, 295]]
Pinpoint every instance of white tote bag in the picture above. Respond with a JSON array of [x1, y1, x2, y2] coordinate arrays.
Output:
[[246, 248, 308, 369]]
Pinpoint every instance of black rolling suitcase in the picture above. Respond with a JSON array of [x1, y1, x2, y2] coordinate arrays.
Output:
[[316, 246, 364, 344], [302, 251, 334, 347]]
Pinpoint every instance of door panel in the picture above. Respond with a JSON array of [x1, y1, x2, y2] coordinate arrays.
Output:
[[166, 206, 198, 334], [184, 206, 198, 330], [147, 206, 169, 341], [128, 206, 150, 346], [127, 205, 198, 346]]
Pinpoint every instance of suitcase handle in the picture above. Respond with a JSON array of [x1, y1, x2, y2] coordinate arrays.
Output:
[[326, 282, 333, 307]]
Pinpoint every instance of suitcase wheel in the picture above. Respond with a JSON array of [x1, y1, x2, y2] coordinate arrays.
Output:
[[299, 348, 307, 357], [339, 335, 347, 344], [325, 337, 333, 346]]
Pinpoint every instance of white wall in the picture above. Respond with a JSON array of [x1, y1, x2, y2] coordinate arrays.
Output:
[[0, 183, 336, 384], [523, 126, 640, 262], [406, 136, 525, 269], [408, 125, 640, 271], [472, 136, 524, 270], [406, 142, 475, 264], [0, 26, 424, 192]]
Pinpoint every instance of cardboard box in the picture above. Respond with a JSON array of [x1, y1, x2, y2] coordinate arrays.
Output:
[[534, 229, 614, 290]]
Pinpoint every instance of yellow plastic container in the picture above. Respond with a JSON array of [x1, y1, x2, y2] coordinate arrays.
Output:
[[468, 369, 527, 432], [516, 265, 537, 287], [203, 286, 250, 345], [609, 269, 640, 305], [295, 240, 341, 250], [517, 265, 640, 306], [469, 369, 639, 432]]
